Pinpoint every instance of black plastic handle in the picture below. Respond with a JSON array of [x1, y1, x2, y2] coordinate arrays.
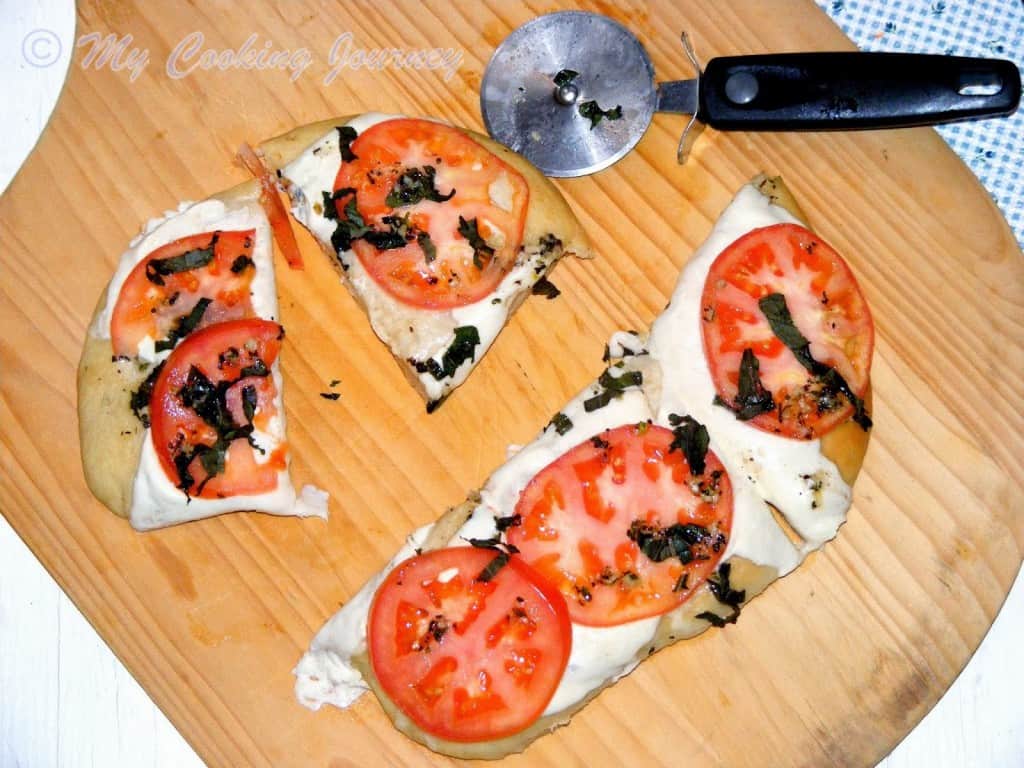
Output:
[[699, 52, 1021, 130]]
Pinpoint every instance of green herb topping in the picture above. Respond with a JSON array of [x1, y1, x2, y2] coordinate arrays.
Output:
[[532, 276, 561, 300], [167, 347, 273, 495], [549, 412, 573, 435], [230, 254, 254, 273], [667, 413, 710, 476], [583, 368, 643, 412], [714, 347, 776, 421], [385, 166, 455, 208], [495, 513, 522, 532], [477, 551, 510, 583], [758, 292, 872, 430], [129, 361, 165, 428], [579, 100, 623, 129], [457, 216, 495, 270], [417, 231, 437, 263], [145, 234, 218, 286], [627, 520, 710, 567], [697, 562, 746, 627], [553, 69, 579, 88], [408, 326, 481, 381], [155, 297, 212, 353], [466, 537, 520, 583], [336, 125, 358, 163]]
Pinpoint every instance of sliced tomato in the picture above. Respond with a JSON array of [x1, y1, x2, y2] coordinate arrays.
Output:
[[149, 318, 286, 498], [700, 223, 873, 439], [110, 230, 258, 358], [368, 547, 571, 742], [332, 118, 529, 309], [507, 423, 733, 627], [237, 142, 304, 270]]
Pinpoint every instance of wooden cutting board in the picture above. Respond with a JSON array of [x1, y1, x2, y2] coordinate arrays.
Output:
[[1, 1, 1021, 765]]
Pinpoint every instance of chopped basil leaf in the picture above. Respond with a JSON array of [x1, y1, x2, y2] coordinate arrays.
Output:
[[579, 100, 623, 129], [584, 368, 644, 412], [173, 449, 197, 493], [145, 235, 217, 286], [155, 297, 212, 353], [417, 231, 437, 263], [553, 69, 579, 87], [319, 392, 341, 400], [179, 365, 226, 427], [583, 390, 615, 413], [758, 293, 817, 370], [673, 572, 690, 593], [476, 551, 510, 583], [129, 361, 165, 427], [714, 348, 775, 421], [230, 254, 254, 273], [385, 166, 455, 208], [457, 216, 495, 270], [336, 125, 358, 163], [667, 413, 710, 476], [199, 444, 226, 479], [758, 293, 872, 430], [363, 214, 413, 250], [627, 520, 709, 566], [538, 233, 562, 256], [707, 562, 745, 607], [328, 191, 371, 253], [549, 412, 573, 435], [438, 326, 480, 379], [239, 357, 269, 378], [495, 513, 522, 533], [599, 368, 643, 392], [170, 341, 273, 493], [532, 276, 561, 300], [697, 566, 745, 628], [241, 384, 258, 423], [696, 609, 739, 628]]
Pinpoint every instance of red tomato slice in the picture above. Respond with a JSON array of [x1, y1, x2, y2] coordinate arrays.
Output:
[[332, 118, 529, 309], [700, 223, 873, 439], [110, 230, 257, 358], [507, 423, 733, 627], [368, 547, 571, 743], [149, 318, 286, 498]]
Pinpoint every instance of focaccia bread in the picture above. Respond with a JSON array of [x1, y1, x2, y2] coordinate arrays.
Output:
[[78, 182, 326, 530], [292, 176, 874, 758], [259, 114, 590, 411]]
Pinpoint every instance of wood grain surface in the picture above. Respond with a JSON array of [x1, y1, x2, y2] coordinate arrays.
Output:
[[1, 1, 1022, 766]]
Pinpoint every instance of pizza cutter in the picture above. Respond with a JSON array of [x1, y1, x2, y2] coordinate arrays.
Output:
[[480, 11, 1021, 177]]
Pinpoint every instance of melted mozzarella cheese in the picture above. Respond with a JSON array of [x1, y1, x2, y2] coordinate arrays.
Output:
[[281, 113, 560, 403], [293, 181, 855, 722]]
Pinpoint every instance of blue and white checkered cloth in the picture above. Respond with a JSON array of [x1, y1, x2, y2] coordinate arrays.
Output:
[[818, 0, 1024, 247]]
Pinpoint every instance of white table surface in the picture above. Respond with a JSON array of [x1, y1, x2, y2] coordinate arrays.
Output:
[[1, 2, 1022, 766]]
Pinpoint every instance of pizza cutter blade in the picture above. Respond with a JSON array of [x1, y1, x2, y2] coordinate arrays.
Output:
[[480, 11, 1021, 178]]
